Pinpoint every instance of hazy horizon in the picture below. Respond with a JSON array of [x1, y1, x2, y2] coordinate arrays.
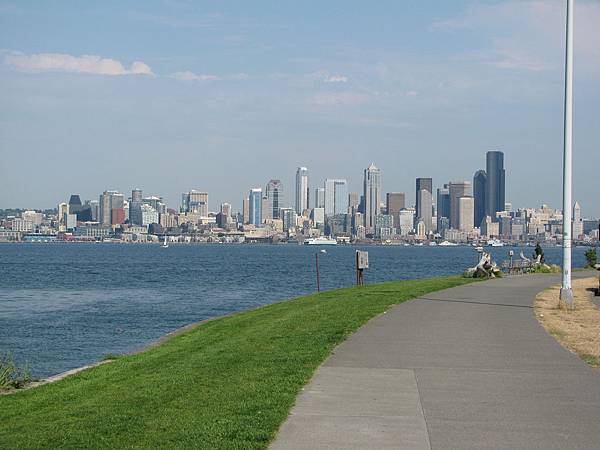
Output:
[[1, 1, 599, 215]]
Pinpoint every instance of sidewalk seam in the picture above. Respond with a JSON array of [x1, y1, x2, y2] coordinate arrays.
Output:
[[413, 369, 432, 450]]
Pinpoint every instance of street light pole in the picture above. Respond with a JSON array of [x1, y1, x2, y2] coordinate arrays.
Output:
[[560, 0, 574, 305]]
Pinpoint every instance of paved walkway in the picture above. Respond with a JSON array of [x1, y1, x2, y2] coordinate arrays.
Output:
[[271, 274, 600, 450]]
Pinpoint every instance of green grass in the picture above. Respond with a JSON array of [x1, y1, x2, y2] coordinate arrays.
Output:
[[580, 353, 600, 367], [0, 276, 474, 449]]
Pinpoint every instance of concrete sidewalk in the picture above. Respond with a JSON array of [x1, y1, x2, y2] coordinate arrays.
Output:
[[270, 274, 600, 450]]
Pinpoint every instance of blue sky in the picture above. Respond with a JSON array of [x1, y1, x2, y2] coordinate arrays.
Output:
[[1, 0, 599, 215]]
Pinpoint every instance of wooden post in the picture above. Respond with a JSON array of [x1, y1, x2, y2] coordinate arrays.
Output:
[[316, 252, 321, 292]]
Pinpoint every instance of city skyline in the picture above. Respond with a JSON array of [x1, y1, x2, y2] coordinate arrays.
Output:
[[1, 1, 599, 215]]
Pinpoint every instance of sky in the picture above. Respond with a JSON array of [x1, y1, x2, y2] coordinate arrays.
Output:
[[1, 0, 599, 216]]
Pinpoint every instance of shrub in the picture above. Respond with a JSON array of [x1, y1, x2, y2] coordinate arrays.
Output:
[[0, 353, 31, 390], [584, 248, 597, 268]]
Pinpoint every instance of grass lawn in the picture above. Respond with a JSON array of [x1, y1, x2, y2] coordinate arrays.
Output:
[[0, 276, 474, 449]]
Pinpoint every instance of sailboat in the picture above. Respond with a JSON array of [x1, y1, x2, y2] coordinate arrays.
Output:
[[162, 235, 169, 248]]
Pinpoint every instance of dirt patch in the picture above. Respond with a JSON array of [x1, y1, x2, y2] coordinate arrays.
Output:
[[535, 277, 600, 370]]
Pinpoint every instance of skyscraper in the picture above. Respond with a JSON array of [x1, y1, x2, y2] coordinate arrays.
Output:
[[417, 189, 432, 233], [458, 197, 475, 231], [363, 164, 381, 232], [295, 167, 309, 215], [436, 186, 450, 231], [415, 178, 432, 219], [181, 190, 208, 216], [485, 151, 505, 220], [242, 197, 250, 224], [386, 192, 405, 230], [473, 170, 487, 228], [449, 181, 472, 229], [314, 188, 325, 209], [348, 192, 360, 211], [265, 179, 283, 219], [99, 191, 124, 226], [324, 179, 348, 216], [131, 188, 143, 203], [249, 188, 262, 225]]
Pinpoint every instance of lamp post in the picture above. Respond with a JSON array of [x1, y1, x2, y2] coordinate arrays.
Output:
[[560, 0, 574, 305], [315, 249, 327, 292]]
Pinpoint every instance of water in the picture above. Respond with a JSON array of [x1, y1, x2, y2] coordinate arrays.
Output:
[[0, 243, 587, 378]]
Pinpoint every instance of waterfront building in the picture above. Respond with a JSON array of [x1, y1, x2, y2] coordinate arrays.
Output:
[[249, 188, 262, 225], [58, 202, 69, 230], [499, 216, 512, 238], [21, 210, 43, 226], [315, 188, 325, 209], [449, 181, 472, 229], [416, 189, 432, 234], [399, 209, 415, 236], [295, 167, 309, 214], [324, 179, 348, 216], [326, 214, 349, 237], [511, 217, 525, 240], [11, 217, 34, 232], [181, 190, 208, 216], [485, 151, 505, 220], [386, 192, 405, 233], [266, 179, 283, 219], [473, 170, 487, 228], [281, 208, 298, 232], [481, 215, 499, 237], [66, 213, 77, 230], [375, 214, 394, 239], [416, 220, 426, 239], [458, 196, 474, 231], [363, 164, 381, 233]]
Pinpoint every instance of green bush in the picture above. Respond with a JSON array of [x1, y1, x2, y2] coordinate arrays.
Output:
[[585, 248, 597, 268], [0, 353, 31, 390]]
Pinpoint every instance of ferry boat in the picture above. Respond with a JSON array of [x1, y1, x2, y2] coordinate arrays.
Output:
[[487, 239, 505, 247], [438, 240, 458, 246], [304, 237, 338, 246]]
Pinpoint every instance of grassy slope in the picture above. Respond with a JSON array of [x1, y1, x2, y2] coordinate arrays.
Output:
[[0, 276, 474, 449]]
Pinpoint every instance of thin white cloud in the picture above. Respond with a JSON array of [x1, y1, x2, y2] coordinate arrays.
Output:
[[324, 75, 348, 83], [4, 52, 153, 76], [311, 91, 371, 106], [306, 70, 349, 83], [431, 0, 600, 73], [170, 71, 220, 81]]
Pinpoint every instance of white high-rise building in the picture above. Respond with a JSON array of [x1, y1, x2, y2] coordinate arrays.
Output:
[[363, 164, 381, 233], [399, 209, 415, 236], [458, 197, 475, 231], [295, 167, 309, 215], [573, 201, 583, 239], [324, 179, 348, 216], [417, 189, 432, 234]]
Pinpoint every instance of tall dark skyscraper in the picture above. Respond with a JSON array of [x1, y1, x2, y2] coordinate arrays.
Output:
[[415, 178, 432, 218], [485, 151, 505, 220], [436, 185, 450, 231], [473, 170, 487, 228]]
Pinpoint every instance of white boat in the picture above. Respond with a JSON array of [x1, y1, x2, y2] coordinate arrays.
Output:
[[487, 239, 505, 247], [438, 240, 458, 246], [304, 237, 337, 245], [162, 235, 169, 248]]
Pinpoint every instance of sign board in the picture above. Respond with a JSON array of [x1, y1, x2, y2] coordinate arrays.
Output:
[[357, 251, 369, 269]]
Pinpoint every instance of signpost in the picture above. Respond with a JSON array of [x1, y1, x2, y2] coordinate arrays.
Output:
[[356, 251, 368, 286]]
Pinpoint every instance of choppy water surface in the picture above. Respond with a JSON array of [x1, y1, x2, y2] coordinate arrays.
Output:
[[0, 243, 587, 377]]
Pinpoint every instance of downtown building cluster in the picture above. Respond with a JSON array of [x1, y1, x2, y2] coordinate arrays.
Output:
[[1, 151, 599, 245]]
